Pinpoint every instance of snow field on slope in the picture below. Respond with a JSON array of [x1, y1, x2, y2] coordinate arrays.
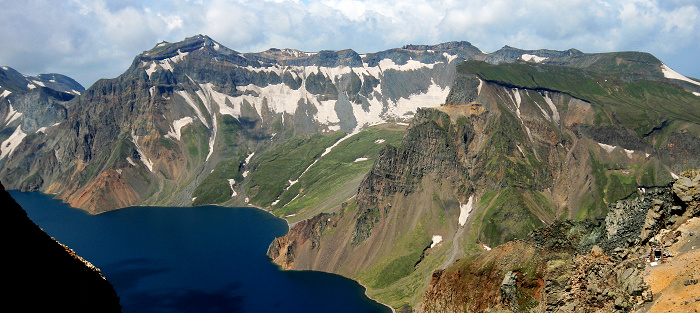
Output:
[[1, 125, 26, 159]]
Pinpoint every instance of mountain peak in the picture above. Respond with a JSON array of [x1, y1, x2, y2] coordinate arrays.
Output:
[[141, 34, 233, 61]]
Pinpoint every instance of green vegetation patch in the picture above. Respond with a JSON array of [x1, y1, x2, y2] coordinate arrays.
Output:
[[372, 250, 425, 289], [247, 132, 347, 207], [192, 155, 245, 205], [274, 125, 406, 216], [480, 187, 544, 246]]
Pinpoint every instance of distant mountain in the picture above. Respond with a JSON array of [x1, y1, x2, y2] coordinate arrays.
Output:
[[0, 66, 84, 160]]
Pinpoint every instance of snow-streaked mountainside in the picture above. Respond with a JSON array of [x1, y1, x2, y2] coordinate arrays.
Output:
[[133, 35, 481, 134], [0, 35, 484, 213], [0, 34, 698, 213]]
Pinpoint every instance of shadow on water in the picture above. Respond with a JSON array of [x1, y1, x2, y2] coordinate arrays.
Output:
[[102, 258, 172, 291], [125, 283, 245, 313]]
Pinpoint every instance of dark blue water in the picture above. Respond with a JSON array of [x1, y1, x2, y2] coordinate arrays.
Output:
[[10, 191, 390, 313]]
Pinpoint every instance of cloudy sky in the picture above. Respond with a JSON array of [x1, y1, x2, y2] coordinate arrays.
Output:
[[1, 0, 698, 87]]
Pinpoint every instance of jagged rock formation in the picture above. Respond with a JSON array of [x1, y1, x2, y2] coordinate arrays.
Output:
[[419, 170, 700, 312], [0, 181, 121, 312]]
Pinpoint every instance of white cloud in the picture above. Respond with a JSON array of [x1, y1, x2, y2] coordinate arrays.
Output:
[[0, 0, 699, 87]]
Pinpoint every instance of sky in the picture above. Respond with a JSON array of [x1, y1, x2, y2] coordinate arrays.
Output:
[[1, 0, 698, 88]]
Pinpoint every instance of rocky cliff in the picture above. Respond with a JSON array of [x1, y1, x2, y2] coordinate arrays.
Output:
[[419, 170, 700, 312], [0, 181, 121, 312]]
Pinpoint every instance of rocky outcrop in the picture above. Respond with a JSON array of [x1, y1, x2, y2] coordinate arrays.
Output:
[[419, 170, 700, 313], [0, 181, 121, 312], [268, 213, 335, 270]]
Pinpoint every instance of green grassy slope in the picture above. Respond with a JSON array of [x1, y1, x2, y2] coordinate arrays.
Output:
[[459, 60, 700, 138]]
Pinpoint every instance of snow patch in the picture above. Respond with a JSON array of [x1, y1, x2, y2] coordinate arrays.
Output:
[[169, 49, 189, 64], [199, 83, 240, 118], [126, 157, 137, 166], [176, 91, 208, 128], [443, 52, 458, 63], [520, 54, 547, 63], [26, 83, 36, 90], [512, 89, 522, 118], [131, 134, 154, 172], [430, 235, 443, 248], [145, 62, 158, 78], [624, 149, 634, 159], [32, 80, 45, 87], [378, 58, 437, 71], [1, 126, 26, 158], [228, 179, 237, 197], [4, 103, 22, 125], [205, 114, 217, 162], [477, 79, 483, 96], [116, 169, 122, 175], [459, 195, 474, 226], [693, 92, 700, 97], [35, 127, 47, 133], [232, 82, 339, 125], [165, 117, 194, 141], [598, 142, 616, 153], [374, 139, 385, 144], [242, 170, 249, 178], [0, 89, 11, 99], [542, 92, 560, 124], [391, 81, 449, 120], [661, 64, 700, 87], [482, 244, 492, 251], [353, 157, 369, 162], [671, 172, 680, 179], [245, 152, 255, 164]]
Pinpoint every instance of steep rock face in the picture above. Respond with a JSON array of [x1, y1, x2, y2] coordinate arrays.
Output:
[[0, 66, 82, 164], [0, 182, 121, 312], [418, 170, 700, 313], [268, 213, 335, 270]]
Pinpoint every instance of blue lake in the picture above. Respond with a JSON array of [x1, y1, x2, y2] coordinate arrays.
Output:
[[10, 191, 390, 313]]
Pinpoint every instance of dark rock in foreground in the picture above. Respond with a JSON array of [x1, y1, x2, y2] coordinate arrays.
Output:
[[0, 182, 121, 312]]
